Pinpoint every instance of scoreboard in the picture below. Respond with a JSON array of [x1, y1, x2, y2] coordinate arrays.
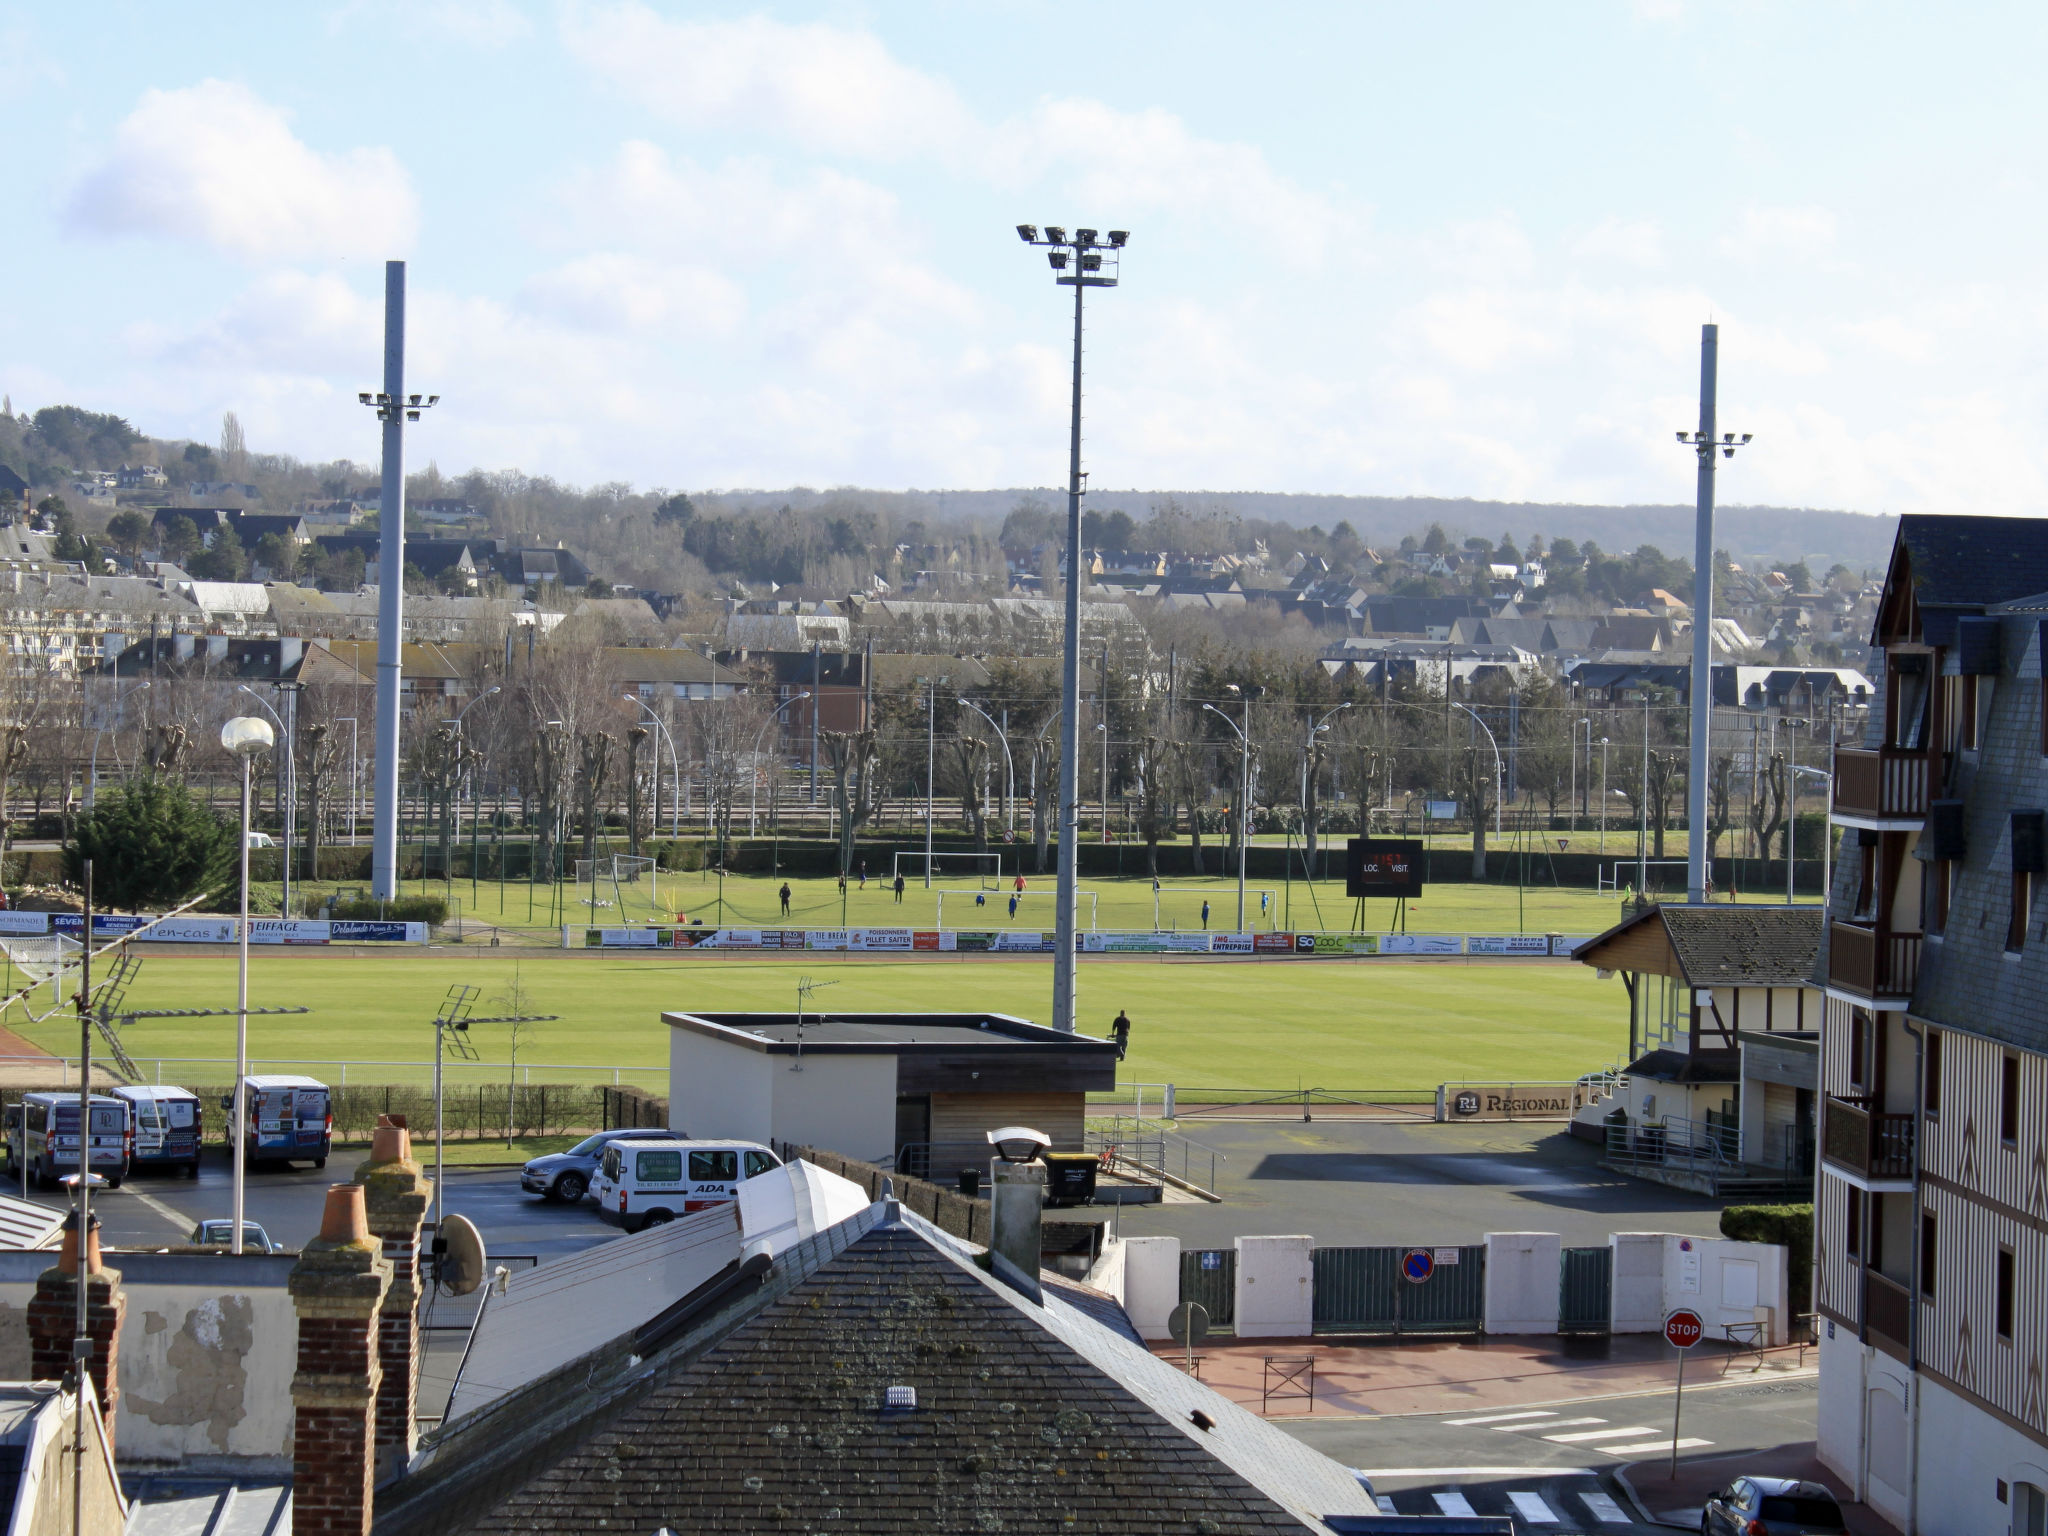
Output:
[[1344, 838, 1425, 899]]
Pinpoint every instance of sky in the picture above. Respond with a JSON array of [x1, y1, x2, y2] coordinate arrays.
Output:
[[2, 1, 2044, 516]]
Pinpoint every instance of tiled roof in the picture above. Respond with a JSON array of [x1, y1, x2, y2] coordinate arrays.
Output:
[[1660, 905, 1824, 986], [381, 1205, 1366, 1535]]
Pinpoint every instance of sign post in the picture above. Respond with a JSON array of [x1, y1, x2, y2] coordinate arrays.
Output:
[[1663, 1307, 1704, 1478]]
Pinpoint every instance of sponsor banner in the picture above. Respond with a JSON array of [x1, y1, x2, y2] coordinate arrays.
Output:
[[586, 927, 665, 948], [329, 920, 428, 943], [850, 928, 914, 951], [949, 931, 997, 952], [136, 918, 239, 944], [1549, 934, 1595, 956], [1442, 1082, 1583, 1121], [1307, 932, 1381, 955], [0, 911, 49, 935], [1155, 932, 1216, 952], [993, 931, 1058, 952], [671, 928, 730, 947], [1465, 934, 1551, 956], [1252, 932, 1296, 953], [1209, 932, 1254, 954], [1084, 932, 1165, 953], [248, 919, 333, 945], [763, 930, 806, 949], [911, 931, 941, 951], [1381, 934, 1463, 955], [52, 914, 148, 937], [714, 930, 765, 949], [805, 930, 849, 951]]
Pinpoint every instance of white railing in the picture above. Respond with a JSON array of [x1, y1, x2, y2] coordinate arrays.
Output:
[[0, 1054, 665, 1087]]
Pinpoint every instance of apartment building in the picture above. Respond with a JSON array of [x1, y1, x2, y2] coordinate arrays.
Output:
[[1815, 514, 2048, 1534]]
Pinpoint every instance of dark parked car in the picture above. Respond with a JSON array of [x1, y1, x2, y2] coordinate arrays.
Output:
[[521, 1128, 683, 1203], [1701, 1477, 1846, 1534]]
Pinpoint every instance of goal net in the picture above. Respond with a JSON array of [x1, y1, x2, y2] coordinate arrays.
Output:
[[0, 935, 80, 987], [574, 855, 658, 886], [892, 851, 1005, 888]]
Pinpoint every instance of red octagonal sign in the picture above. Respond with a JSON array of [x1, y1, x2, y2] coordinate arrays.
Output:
[[1664, 1308, 1704, 1349]]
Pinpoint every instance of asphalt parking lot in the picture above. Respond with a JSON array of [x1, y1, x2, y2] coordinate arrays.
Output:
[[1097, 1118, 1730, 1248]]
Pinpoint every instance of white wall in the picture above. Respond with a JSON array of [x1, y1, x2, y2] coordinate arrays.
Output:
[[1483, 1233, 1561, 1334], [669, 1032, 772, 1144], [1814, 1324, 1865, 1493], [771, 1053, 898, 1166], [1233, 1235, 1313, 1340], [1611, 1232, 1668, 1332], [1660, 1235, 1788, 1345], [1117, 1237, 1181, 1342]]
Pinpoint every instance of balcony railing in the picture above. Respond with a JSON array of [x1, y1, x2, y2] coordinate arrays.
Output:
[[1829, 921, 1921, 999], [1834, 746, 1931, 822], [1822, 1096, 1915, 1180], [1863, 1268, 1911, 1353]]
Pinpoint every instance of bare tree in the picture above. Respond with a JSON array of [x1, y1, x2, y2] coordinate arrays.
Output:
[[822, 728, 880, 877], [574, 730, 615, 869]]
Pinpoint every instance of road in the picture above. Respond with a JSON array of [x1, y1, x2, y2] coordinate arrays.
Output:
[[1283, 1372, 1821, 1529]]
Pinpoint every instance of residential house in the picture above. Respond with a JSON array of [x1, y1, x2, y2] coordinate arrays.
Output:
[[116, 464, 167, 490], [1812, 512, 2048, 1533], [0, 463, 28, 517]]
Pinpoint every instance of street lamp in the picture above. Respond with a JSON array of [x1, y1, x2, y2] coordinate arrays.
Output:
[[1017, 220, 1127, 1034], [1202, 687, 1254, 931], [87, 681, 149, 810], [237, 686, 295, 917], [1299, 703, 1351, 868], [621, 695, 683, 839], [1451, 703, 1503, 838], [1574, 717, 1592, 830], [450, 686, 500, 872], [220, 714, 274, 1256], [1598, 737, 1611, 857], [958, 699, 1016, 835]]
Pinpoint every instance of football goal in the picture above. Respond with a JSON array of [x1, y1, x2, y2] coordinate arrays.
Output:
[[573, 854, 660, 915], [934, 888, 1099, 931], [892, 851, 1005, 888], [0, 935, 82, 1015], [1151, 885, 1281, 933], [1599, 858, 1711, 895]]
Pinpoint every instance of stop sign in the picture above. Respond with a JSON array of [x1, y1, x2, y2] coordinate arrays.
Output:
[[1664, 1308, 1704, 1349]]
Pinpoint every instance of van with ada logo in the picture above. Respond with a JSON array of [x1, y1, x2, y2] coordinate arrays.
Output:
[[590, 1138, 781, 1233]]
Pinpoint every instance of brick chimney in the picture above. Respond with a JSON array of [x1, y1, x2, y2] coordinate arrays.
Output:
[[27, 1210, 125, 1453], [290, 1183, 392, 1536], [352, 1114, 432, 1481]]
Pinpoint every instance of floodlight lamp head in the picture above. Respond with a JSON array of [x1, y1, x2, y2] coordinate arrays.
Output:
[[1079, 252, 1103, 272], [1075, 227, 1098, 246], [1108, 230, 1128, 247], [1016, 224, 1038, 243], [1675, 431, 1688, 442], [1740, 433, 1753, 443], [410, 395, 423, 407], [1047, 251, 1069, 271], [359, 393, 372, 405], [406, 411, 420, 421], [1044, 226, 1066, 244], [220, 716, 275, 758]]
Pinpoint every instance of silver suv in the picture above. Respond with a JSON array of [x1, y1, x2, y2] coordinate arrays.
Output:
[[521, 1128, 681, 1204]]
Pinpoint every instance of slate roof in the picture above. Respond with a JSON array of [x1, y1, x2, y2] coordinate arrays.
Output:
[[1660, 905, 1824, 986], [379, 1203, 1368, 1536], [1895, 514, 2048, 613], [1623, 1047, 1742, 1084]]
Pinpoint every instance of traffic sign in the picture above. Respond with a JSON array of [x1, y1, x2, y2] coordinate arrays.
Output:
[[1664, 1308, 1704, 1349], [1168, 1301, 1210, 1348], [1401, 1248, 1435, 1283]]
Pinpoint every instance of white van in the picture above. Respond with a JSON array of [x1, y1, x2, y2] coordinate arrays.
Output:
[[222, 1075, 331, 1168], [591, 1138, 781, 1233]]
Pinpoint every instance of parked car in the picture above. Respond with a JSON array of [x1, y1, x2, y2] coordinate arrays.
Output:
[[1700, 1477, 1846, 1534], [244, 831, 276, 848], [188, 1219, 283, 1254], [4, 1092, 132, 1189], [521, 1128, 684, 1204], [591, 1138, 782, 1233], [222, 1075, 331, 1168], [112, 1086, 204, 1178]]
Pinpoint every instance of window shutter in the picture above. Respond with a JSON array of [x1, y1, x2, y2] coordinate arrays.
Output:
[[1929, 800, 1968, 862], [1958, 616, 2002, 675], [2012, 810, 2047, 876]]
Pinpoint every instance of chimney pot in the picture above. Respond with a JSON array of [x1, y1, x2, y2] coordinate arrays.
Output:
[[368, 1116, 411, 1166], [58, 1209, 103, 1275], [320, 1184, 371, 1245]]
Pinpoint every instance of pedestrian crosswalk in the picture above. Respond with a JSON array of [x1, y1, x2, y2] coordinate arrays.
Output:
[[1440, 1405, 1714, 1459], [1358, 1476, 1641, 1527]]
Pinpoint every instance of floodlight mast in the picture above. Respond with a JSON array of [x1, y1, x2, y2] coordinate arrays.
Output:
[[360, 261, 439, 901], [1016, 222, 1126, 1033], [1675, 323, 1752, 905]]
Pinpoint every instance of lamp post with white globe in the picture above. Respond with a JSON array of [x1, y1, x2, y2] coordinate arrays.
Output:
[[221, 714, 275, 1255]]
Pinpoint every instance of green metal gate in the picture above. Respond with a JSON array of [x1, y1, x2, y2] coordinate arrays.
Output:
[[1179, 1249, 1236, 1334], [1311, 1245, 1486, 1337], [1559, 1246, 1613, 1334]]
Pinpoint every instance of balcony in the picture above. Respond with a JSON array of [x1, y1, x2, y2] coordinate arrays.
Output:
[[1828, 922, 1921, 1001], [1863, 1268, 1912, 1357], [1833, 745, 1930, 824], [1822, 1095, 1915, 1184]]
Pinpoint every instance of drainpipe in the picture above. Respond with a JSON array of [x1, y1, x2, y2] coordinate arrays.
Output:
[[1901, 1014, 1925, 1536]]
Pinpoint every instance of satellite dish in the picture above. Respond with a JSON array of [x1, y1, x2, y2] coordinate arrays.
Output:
[[440, 1213, 487, 1296]]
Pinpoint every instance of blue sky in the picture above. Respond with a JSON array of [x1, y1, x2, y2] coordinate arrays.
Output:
[[2, 1, 2043, 514]]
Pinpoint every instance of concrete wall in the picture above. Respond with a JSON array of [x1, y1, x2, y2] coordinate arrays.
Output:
[[1233, 1235, 1312, 1340], [669, 1031, 773, 1144], [1606, 1233, 1786, 1342], [1483, 1232, 1561, 1334], [1610, 1232, 1668, 1333], [772, 1053, 897, 1165], [0, 1251, 299, 1470], [1117, 1236, 1181, 1342]]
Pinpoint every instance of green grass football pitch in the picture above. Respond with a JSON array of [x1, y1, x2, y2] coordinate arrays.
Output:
[[4, 950, 1631, 1097]]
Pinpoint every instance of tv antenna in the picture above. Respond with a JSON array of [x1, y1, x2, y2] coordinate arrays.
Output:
[[791, 975, 838, 1072], [428, 982, 559, 1246], [87, 952, 308, 1083]]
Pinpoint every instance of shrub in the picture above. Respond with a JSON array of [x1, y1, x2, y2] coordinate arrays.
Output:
[[65, 775, 238, 910], [1720, 1202, 1813, 1314], [327, 894, 449, 926]]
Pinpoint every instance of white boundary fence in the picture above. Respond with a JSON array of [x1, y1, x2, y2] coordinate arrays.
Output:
[[0, 1054, 666, 1088], [566, 925, 1593, 956]]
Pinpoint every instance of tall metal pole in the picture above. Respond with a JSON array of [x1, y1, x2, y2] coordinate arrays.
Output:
[[1685, 323, 1717, 905], [72, 860, 91, 1536], [1237, 694, 1250, 930], [925, 681, 935, 888], [372, 261, 408, 900], [1053, 270, 1085, 1031], [234, 753, 251, 1254]]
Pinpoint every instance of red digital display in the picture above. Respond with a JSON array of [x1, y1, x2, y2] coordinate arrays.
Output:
[[1345, 838, 1425, 898]]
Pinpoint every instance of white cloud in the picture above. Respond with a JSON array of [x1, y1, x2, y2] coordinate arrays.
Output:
[[1573, 217, 1667, 269], [518, 254, 746, 338], [560, 4, 977, 161], [66, 80, 416, 261], [1718, 204, 1838, 264]]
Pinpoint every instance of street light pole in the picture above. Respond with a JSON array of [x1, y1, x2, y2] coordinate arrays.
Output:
[[237, 685, 295, 916], [1299, 703, 1351, 870], [958, 699, 1016, 835], [1676, 323, 1751, 906], [1202, 693, 1253, 931], [1451, 703, 1504, 838], [622, 696, 684, 839], [1017, 222, 1126, 1033], [221, 715, 275, 1256]]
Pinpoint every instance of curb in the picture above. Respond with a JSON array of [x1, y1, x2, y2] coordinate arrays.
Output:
[[1611, 1462, 1693, 1531]]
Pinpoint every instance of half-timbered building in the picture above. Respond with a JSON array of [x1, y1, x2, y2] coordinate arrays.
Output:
[[1815, 514, 2048, 1534]]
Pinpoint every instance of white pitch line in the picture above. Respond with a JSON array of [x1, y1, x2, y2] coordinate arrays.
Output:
[[1580, 1489, 1631, 1524], [1599, 1436, 1712, 1454], [1542, 1426, 1659, 1443], [1507, 1490, 1562, 1523], [1431, 1492, 1477, 1518], [1442, 1409, 1560, 1426]]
